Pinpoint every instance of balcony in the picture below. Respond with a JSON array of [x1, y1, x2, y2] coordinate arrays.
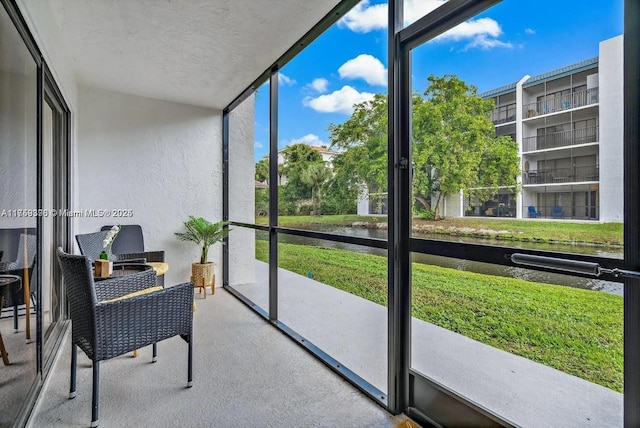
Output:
[[524, 88, 599, 117], [523, 165, 599, 184], [28, 266, 623, 427], [29, 289, 406, 427], [489, 102, 516, 125], [523, 126, 599, 152]]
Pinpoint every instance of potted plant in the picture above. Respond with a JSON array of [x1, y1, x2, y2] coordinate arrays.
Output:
[[175, 216, 229, 296]]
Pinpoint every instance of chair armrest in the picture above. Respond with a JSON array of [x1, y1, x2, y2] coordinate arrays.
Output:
[[94, 282, 194, 360], [118, 251, 164, 262], [118, 250, 165, 263], [94, 269, 157, 301], [114, 256, 147, 264]]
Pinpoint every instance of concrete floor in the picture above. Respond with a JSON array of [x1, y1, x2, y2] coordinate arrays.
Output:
[[28, 289, 406, 428], [233, 261, 622, 428]]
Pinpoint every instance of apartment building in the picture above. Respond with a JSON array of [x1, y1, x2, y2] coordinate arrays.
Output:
[[455, 35, 624, 222]]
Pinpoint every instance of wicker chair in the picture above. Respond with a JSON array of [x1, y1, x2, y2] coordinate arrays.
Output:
[[101, 224, 165, 263], [76, 231, 147, 264], [0, 233, 36, 333], [56, 248, 193, 427]]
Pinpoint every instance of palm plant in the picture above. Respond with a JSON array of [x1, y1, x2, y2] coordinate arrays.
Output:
[[175, 216, 229, 264]]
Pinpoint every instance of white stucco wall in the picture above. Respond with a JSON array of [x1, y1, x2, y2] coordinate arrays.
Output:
[[76, 86, 224, 287], [598, 35, 624, 222], [443, 191, 463, 218], [228, 94, 257, 286]]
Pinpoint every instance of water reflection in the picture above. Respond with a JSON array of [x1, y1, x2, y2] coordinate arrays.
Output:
[[264, 227, 623, 295]]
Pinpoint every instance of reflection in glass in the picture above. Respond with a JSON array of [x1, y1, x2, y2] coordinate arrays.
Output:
[[0, 5, 38, 425]]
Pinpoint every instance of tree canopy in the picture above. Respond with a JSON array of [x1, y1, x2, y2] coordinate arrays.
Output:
[[329, 74, 520, 219], [255, 158, 269, 183]]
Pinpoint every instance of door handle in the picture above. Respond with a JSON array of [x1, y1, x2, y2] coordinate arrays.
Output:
[[510, 253, 640, 280]]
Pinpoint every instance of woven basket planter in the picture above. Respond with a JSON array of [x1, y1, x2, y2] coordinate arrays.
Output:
[[191, 262, 215, 296]]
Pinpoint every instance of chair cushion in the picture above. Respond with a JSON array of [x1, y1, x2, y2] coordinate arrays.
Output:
[[100, 286, 163, 304]]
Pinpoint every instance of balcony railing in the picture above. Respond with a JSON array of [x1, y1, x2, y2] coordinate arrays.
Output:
[[523, 165, 599, 185], [523, 203, 598, 220], [522, 126, 599, 152], [524, 88, 599, 117], [490, 103, 516, 125]]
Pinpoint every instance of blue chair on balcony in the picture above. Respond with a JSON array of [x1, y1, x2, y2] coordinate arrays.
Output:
[[528, 206, 542, 218], [552, 206, 565, 219]]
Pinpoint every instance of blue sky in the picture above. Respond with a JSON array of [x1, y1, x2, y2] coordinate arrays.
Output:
[[253, 0, 623, 161]]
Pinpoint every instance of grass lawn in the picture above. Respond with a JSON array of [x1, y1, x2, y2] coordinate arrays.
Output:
[[258, 215, 623, 247], [256, 240, 623, 392]]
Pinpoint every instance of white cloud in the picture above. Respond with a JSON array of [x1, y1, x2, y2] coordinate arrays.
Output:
[[435, 17, 501, 41], [339, 1, 511, 51], [433, 17, 513, 50], [525, 28, 535, 35], [307, 78, 329, 93], [289, 134, 327, 147], [255, 141, 263, 149], [303, 85, 375, 115], [278, 73, 296, 86], [338, 0, 387, 33], [404, 0, 448, 27], [338, 54, 388, 86], [339, 0, 444, 32], [464, 34, 513, 50]]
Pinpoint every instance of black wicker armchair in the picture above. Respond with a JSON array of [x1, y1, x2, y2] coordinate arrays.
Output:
[[75, 231, 147, 264], [56, 248, 193, 427], [101, 224, 165, 263], [0, 233, 36, 334]]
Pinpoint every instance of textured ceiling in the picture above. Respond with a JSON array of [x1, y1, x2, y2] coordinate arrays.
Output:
[[31, 0, 342, 109]]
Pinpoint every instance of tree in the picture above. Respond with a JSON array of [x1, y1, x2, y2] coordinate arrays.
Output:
[[301, 162, 332, 215], [255, 158, 269, 183], [329, 94, 388, 201], [280, 143, 323, 203], [329, 75, 520, 219]]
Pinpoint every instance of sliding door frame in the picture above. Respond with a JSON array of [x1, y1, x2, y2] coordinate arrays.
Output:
[[222, 0, 638, 426], [1, 1, 72, 425]]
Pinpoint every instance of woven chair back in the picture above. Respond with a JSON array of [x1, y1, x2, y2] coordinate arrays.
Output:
[[76, 231, 113, 262], [56, 247, 97, 357]]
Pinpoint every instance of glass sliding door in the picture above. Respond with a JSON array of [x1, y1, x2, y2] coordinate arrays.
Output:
[[41, 82, 70, 367], [0, 4, 38, 425], [0, 2, 71, 424], [394, 0, 633, 426]]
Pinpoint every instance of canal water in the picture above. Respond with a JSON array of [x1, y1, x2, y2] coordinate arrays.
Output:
[[268, 227, 623, 296]]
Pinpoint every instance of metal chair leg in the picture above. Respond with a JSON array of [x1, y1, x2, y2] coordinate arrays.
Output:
[[152, 343, 157, 363], [91, 361, 100, 427], [69, 343, 77, 399], [187, 334, 193, 388], [13, 304, 18, 333]]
